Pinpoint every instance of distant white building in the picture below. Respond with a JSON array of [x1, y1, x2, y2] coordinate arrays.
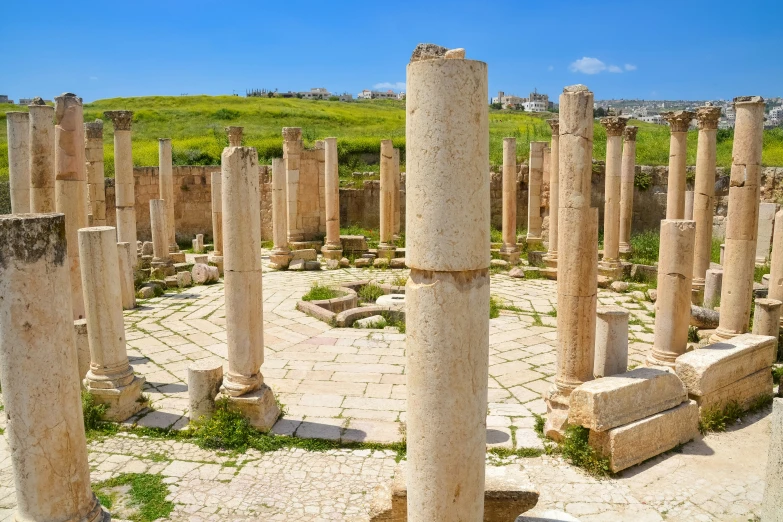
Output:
[[768, 106, 783, 127], [396, 92, 406, 100], [299, 87, 330, 99], [357, 89, 398, 100], [491, 90, 551, 112], [639, 115, 665, 125]]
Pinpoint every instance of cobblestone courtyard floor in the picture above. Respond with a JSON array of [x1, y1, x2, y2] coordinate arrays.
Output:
[[0, 256, 773, 521]]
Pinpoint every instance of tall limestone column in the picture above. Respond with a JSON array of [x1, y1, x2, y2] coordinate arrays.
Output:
[[692, 104, 722, 293], [283, 127, 304, 243], [270, 158, 292, 268], [85, 120, 107, 226], [158, 138, 178, 251], [6, 112, 30, 213], [149, 199, 175, 277], [406, 49, 489, 521], [618, 126, 638, 256], [221, 146, 280, 429], [544, 118, 560, 268], [527, 141, 546, 243], [544, 85, 599, 440], [393, 147, 401, 238], [598, 114, 629, 279], [117, 242, 136, 310], [711, 97, 766, 342], [29, 103, 56, 212], [105, 110, 137, 263], [648, 220, 696, 367], [378, 139, 397, 259], [769, 209, 783, 325], [500, 137, 519, 264], [0, 215, 110, 522], [662, 110, 695, 219], [321, 137, 343, 261], [79, 226, 146, 420], [209, 171, 224, 267], [55, 93, 88, 321]]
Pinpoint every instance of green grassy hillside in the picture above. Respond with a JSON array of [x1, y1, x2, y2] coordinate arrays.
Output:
[[1, 95, 782, 180]]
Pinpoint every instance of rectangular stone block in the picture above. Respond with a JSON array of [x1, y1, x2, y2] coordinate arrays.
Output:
[[589, 400, 699, 472], [291, 248, 317, 261], [696, 367, 773, 412], [675, 333, 776, 396], [569, 367, 687, 431]]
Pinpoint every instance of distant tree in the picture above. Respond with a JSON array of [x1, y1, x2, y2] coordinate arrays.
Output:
[[296, 93, 303, 99], [594, 107, 607, 117], [490, 102, 502, 110], [329, 96, 340, 101], [267, 91, 275, 98]]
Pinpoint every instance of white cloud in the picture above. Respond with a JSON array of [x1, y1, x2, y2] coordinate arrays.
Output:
[[547, 65, 554, 72], [569, 57, 608, 74], [607, 65, 623, 73], [624, 63, 637, 71], [373, 82, 405, 91]]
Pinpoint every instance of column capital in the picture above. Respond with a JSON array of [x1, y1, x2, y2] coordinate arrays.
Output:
[[696, 105, 722, 130], [600, 116, 629, 136], [226, 126, 244, 147], [84, 120, 103, 139], [623, 126, 638, 142], [547, 117, 559, 134], [104, 110, 133, 131], [733, 95, 765, 108], [282, 127, 302, 142], [662, 110, 695, 133]]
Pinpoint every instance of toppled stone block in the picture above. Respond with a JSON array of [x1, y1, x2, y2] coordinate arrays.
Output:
[[177, 271, 192, 288], [165, 275, 179, 288], [193, 254, 208, 265], [340, 235, 369, 254], [697, 367, 773, 411], [291, 249, 317, 262], [192, 263, 219, 284], [609, 281, 629, 293], [139, 255, 153, 269], [222, 385, 280, 431], [289, 259, 305, 271], [355, 258, 370, 268], [304, 260, 321, 271], [374, 258, 390, 269], [339, 257, 350, 268], [490, 259, 509, 269], [137, 286, 155, 299], [690, 304, 719, 329], [389, 258, 406, 269], [141, 241, 154, 256], [170, 251, 186, 263], [509, 267, 526, 279], [355, 315, 386, 328], [325, 258, 340, 270], [569, 367, 687, 432]]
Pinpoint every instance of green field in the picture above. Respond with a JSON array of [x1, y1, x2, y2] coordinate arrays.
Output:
[[1, 95, 782, 180]]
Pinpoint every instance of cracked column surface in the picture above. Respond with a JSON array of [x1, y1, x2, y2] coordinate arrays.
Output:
[[527, 141, 546, 242], [500, 137, 519, 264], [150, 199, 172, 269], [692, 105, 722, 291], [85, 120, 107, 226], [283, 127, 304, 243], [711, 96, 766, 343], [662, 110, 695, 219], [405, 50, 489, 521], [159, 138, 178, 251], [544, 119, 560, 266], [393, 147, 401, 238], [105, 110, 137, 264], [270, 158, 291, 268], [55, 93, 88, 321], [618, 126, 638, 256], [648, 220, 696, 367], [769, 209, 783, 325], [544, 85, 599, 440], [80, 226, 146, 421], [7, 112, 30, 213], [321, 137, 343, 259], [378, 139, 397, 259], [598, 114, 628, 278], [0, 214, 110, 522], [117, 241, 136, 310], [221, 146, 280, 429], [209, 171, 224, 270], [29, 103, 56, 213]]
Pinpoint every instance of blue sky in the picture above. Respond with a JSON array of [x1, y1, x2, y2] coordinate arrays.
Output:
[[2, 0, 780, 103]]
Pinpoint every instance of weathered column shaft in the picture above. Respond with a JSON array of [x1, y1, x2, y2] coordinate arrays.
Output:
[[158, 138, 177, 250], [6, 112, 30, 213], [379, 139, 396, 257], [322, 137, 342, 257], [28, 104, 56, 212], [752, 298, 782, 338], [85, 120, 107, 226], [693, 106, 721, 286], [527, 141, 546, 241], [283, 127, 303, 242], [663, 111, 695, 219], [405, 53, 489, 521], [0, 215, 108, 522], [117, 242, 136, 310], [704, 268, 723, 309], [501, 138, 518, 254], [55, 93, 88, 321], [769, 209, 783, 324], [105, 111, 137, 262], [594, 305, 629, 378], [618, 127, 638, 255], [210, 171, 223, 255], [149, 199, 170, 263], [270, 158, 290, 266], [712, 97, 765, 342], [546, 119, 560, 261], [393, 147, 401, 236], [599, 116, 628, 269]]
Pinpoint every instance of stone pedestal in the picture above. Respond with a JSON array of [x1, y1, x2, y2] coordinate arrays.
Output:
[[270, 157, 292, 268], [500, 137, 520, 264], [283, 127, 304, 243], [6, 112, 30, 213], [692, 105, 721, 292], [618, 126, 638, 257], [117, 242, 136, 310], [648, 220, 696, 368], [85, 120, 107, 226], [543, 118, 560, 268], [0, 214, 110, 522], [703, 268, 723, 309], [711, 97, 766, 343], [55, 93, 88, 320], [527, 142, 545, 243], [405, 50, 489, 521], [150, 199, 175, 277], [221, 146, 280, 429], [594, 305, 629, 378], [29, 104, 56, 213], [105, 110, 137, 266], [188, 360, 224, 423], [321, 137, 343, 261], [598, 115, 628, 280], [378, 139, 397, 259], [159, 138, 178, 252], [752, 298, 781, 339], [662, 111, 695, 219]]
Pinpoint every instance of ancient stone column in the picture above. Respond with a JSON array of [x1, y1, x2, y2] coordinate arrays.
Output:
[[282, 127, 304, 243], [544, 85, 599, 440], [270, 158, 291, 269], [704, 268, 723, 309], [770, 210, 783, 325], [117, 242, 136, 310], [692, 104, 722, 292], [85, 120, 107, 226], [598, 115, 628, 279], [662, 110, 695, 219], [221, 146, 280, 429], [618, 126, 638, 256], [378, 139, 397, 259], [684, 190, 695, 220], [527, 141, 545, 243], [648, 220, 696, 367], [226, 126, 243, 147], [55, 93, 88, 321], [105, 110, 137, 264], [500, 137, 519, 264], [406, 50, 489, 521], [79, 226, 145, 420], [188, 360, 224, 423], [0, 215, 110, 522], [6, 112, 30, 213], [28, 103, 56, 213], [594, 305, 629, 378], [158, 138, 178, 252], [393, 147, 401, 238], [752, 298, 781, 338], [209, 171, 224, 267], [544, 118, 560, 267], [149, 199, 174, 277], [321, 137, 342, 261], [711, 97, 766, 343]]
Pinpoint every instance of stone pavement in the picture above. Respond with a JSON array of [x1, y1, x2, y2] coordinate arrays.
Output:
[[0, 255, 772, 520]]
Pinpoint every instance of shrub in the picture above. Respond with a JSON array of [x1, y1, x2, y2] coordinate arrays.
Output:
[[213, 108, 240, 120], [301, 282, 340, 302], [358, 283, 384, 303], [82, 390, 108, 432], [560, 425, 611, 477], [634, 170, 653, 191]]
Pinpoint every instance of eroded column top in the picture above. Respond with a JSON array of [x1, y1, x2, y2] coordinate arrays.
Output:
[[547, 118, 559, 134], [282, 127, 302, 142], [104, 110, 133, 131], [733, 95, 765, 108], [226, 126, 243, 147], [6, 111, 29, 124], [696, 104, 721, 130], [623, 126, 638, 142], [0, 213, 67, 268], [84, 120, 103, 139], [600, 116, 629, 136], [662, 111, 695, 133]]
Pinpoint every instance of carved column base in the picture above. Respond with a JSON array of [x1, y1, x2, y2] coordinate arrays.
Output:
[[84, 374, 146, 421], [220, 384, 280, 431]]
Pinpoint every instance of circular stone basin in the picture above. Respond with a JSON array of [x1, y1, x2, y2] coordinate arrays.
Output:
[[376, 294, 405, 307]]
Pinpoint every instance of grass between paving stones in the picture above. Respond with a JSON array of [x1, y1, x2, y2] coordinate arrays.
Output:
[[755, 263, 771, 283], [531, 413, 613, 477], [358, 283, 384, 303], [93, 473, 174, 522], [626, 229, 660, 266], [698, 394, 773, 434], [301, 282, 341, 301]]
